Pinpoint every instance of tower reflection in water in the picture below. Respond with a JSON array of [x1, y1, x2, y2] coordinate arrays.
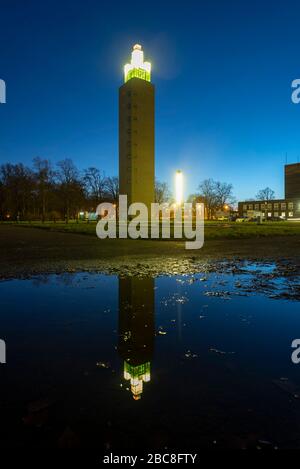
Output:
[[118, 277, 155, 400]]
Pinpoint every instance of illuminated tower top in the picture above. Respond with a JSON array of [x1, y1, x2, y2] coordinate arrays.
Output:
[[124, 361, 151, 400], [124, 44, 151, 83]]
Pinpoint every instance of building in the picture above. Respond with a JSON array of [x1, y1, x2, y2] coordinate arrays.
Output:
[[119, 44, 155, 211], [238, 163, 300, 220], [285, 163, 300, 199], [238, 198, 300, 220]]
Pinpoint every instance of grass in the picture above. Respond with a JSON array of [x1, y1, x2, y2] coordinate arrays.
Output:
[[3, 220, 300, 240]]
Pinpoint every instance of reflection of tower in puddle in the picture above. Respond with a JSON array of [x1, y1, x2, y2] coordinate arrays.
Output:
[[118, 277, 155, 400]]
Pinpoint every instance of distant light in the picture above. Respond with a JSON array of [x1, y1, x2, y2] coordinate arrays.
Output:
[[124, 44, 151, 83], [175, 170, 183, 206]]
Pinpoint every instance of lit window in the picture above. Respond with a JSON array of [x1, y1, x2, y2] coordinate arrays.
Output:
[[289, 212, 294, 217], [281, 203, 286, 209]]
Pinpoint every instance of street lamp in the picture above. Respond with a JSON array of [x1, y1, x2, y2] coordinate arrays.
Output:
[[175, 170, 183, 206]]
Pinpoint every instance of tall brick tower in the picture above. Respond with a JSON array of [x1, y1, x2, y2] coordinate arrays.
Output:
[[119, 44, 155, 210]]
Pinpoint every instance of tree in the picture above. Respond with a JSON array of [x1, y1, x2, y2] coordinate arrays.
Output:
[[56, 159, 79, 185], [83, 167, 107, 206], [155, 180, 172, 204], [197, 179, 217, 219], [195, 178, 235, 219], [56, 159, 84, 221], [256, 187, 275, 201], [105, 176, 119, 202], [0, 179, 5, 219], [214, 181, 235, 209], [0, 163, 35, 219], [33, 157, 55, 221]]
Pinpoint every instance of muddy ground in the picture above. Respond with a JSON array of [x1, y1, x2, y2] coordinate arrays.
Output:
[[0, 224, 299, 279]]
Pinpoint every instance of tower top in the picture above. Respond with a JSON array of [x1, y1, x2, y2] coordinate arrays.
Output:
[[124, 44, 151, 83]]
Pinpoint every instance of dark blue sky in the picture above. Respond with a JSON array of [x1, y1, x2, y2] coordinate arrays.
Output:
[[1, 0, 300, 200]]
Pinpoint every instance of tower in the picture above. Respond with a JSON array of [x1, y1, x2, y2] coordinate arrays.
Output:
[[285, 163, 300, 199], [119, 44, 155, 210], [118, 277, 155, 400]]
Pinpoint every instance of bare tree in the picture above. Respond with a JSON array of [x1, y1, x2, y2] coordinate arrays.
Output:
[[105, 176, 119, 202], [0, 163, 35, 219], [256, 187, 275, 201], [215, 181, 235, 209], [155, 180, 172, 204], [196, 179, 235, 219], [56, 159, 84, 221], [33, 157, 55, 221], [83, 167, 107, 205], [56, 159, 79, 185], [197, 179, 217, 219]]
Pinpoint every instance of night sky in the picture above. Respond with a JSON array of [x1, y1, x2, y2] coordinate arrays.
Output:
[[1, 0, 300, 200]]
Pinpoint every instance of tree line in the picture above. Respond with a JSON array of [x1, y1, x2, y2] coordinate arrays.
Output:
[[0, 158, 119, 221]]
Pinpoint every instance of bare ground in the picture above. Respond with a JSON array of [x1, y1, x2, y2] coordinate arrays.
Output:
[[0, 224, 299, 279]]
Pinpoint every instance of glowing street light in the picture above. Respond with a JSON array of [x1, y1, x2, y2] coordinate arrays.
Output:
[[175, 170, 183, 206]]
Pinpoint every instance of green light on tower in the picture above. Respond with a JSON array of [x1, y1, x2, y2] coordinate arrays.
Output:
[[124, 44, 151, 83], [123, 360, 151, 400]]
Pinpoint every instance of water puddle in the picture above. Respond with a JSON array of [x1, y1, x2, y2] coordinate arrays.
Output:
[[0, 262, 300, 449]]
